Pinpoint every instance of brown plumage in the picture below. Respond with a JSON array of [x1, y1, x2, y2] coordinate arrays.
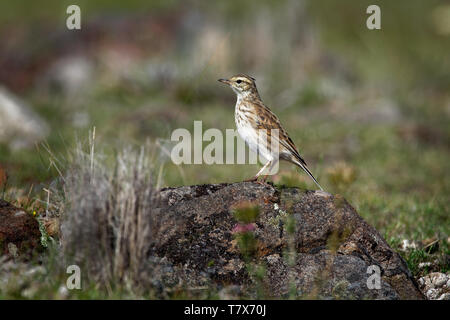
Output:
[[218, 74, 323, 190]]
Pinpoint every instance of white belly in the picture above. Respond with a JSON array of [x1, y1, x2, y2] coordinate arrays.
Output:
[[234, 96, 275, 162], [236, 122, 274, 162]]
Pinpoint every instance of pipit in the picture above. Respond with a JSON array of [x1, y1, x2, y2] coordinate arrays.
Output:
[[218, 74, 323, 190]]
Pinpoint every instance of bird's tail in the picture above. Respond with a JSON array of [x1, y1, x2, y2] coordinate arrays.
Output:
[[294, 160, 323, 191]]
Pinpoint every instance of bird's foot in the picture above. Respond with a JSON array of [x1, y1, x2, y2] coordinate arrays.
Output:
[[257, 175, 271, 185], [244, 175, 271, 185]]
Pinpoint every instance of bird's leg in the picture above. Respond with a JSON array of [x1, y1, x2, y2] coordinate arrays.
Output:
[[256, 160, 272, 177], [259, 159, 278, 184]]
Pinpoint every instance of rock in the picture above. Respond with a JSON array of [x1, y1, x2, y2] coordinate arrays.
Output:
[[439, 293, 450, 300], [42, 55, 94, 98], [426, 288, 439, 299], [400, 239, 419, 251], [418, 272, 450, 300], [0, 87, 49, 149], [0, 199, 42, 256], [433, 273, 448, 288], [150, 182, 424, 299], [0, 256, 48, 298], [418, 262, 432, 269]]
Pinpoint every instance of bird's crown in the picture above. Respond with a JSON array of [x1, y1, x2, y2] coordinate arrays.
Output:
[[229, 74, 255, 84]]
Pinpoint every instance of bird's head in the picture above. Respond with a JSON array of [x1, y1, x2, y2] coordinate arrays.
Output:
[[218, 74, 258, 98]]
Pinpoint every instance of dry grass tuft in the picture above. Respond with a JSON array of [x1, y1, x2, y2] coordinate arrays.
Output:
[[59, 132, 160, 291]]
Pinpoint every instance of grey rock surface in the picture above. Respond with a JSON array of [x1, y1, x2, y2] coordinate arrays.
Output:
[[151, 182, 424, 299]]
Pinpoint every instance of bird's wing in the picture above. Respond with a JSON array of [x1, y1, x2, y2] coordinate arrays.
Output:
[[245, 100, 323, 190], [251, 101, 308, 167]]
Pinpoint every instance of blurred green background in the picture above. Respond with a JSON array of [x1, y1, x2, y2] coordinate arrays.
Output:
[[0, 0, 448, 275]]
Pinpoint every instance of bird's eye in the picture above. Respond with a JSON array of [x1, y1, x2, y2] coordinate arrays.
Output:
[[236, 80, 242, 84]]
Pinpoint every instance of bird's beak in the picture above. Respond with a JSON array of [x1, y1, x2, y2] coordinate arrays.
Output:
[[218, 78, 231, 85]]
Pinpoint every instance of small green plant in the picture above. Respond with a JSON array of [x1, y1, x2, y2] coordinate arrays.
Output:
[[404, 249, 428, 276], [246, 262, 267, 299], [232, 201, 260, 224], [231, 202, 259, 260], [37, 217, 54, 248], [231, 202, 269, 298], [235, 231, 257, 258]]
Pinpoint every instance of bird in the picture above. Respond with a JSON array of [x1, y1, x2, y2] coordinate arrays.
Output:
[[218, 74, 323, 190]]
